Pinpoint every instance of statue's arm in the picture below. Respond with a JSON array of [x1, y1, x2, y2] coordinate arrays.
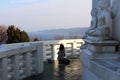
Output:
[[92, 18, 97, 28]]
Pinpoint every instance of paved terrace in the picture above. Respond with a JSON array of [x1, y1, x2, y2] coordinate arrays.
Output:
[[24, 59, 82, 80]]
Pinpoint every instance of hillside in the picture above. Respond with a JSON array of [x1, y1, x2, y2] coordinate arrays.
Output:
[[28, 27, 88, 40]]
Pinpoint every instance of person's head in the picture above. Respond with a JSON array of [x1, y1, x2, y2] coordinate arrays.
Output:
[[59, 44, 65, 51]]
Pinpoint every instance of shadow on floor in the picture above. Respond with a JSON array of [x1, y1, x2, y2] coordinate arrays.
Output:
[[23, 59, 82, 80]]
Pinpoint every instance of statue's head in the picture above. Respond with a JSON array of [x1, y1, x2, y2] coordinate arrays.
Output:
[[91, 8, 98, 16], [98, 0, 110, 10]]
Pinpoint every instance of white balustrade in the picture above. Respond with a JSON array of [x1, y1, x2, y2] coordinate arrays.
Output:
[[0, 43, 43, 80], [40, 39, 84, 61], [0, 39, 84, 80]]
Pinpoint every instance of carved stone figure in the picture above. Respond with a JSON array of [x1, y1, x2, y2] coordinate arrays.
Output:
[[84, 8, 98, 38], [86, 0, 112, 41]]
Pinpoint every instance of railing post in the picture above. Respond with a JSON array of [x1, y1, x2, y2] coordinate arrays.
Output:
[[64, 43, 67, 56], [51, 44, 57, 60], [72, 41, 77, 56], [2, 58, 8, 80], [14, 55, 20, 80], [25, 52, 32, 76], [43, 44, 46, 61], [36, 43, 43, 74]]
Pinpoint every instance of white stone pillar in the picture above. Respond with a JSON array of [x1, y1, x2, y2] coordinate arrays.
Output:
[[43, 44, 46, 61], [14, 55, 20, 80], [25, 52, 32, 76], [2, 58, 8, 80], [72, 41, 77, 56], [51, 44, 58, 60], [36, 43, 43, 74], [63, 43, 67, 57]]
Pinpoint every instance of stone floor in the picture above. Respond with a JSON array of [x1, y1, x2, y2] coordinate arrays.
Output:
[[24, 59, 82, 80]]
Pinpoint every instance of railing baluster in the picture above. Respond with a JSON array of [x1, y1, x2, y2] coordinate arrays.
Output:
[[25, 52, 32, 76], [72, 41, 77, 56], [51, 44, 56, 60], [14, 55, 20, 80], [2, 58, 8, 80], [36, 43, 43, 74]]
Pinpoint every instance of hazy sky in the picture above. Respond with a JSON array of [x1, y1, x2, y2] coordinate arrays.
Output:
[[0, 0, 92, 32]]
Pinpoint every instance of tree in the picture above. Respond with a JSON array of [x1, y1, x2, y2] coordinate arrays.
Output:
[[33, 37, 39, 41], [0, 25, 7, 44], [20, 31, 30, 42], [6, 25, 30, 44]]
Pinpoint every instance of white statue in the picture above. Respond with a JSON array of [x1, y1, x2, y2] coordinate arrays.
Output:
[[84, 8, 98, 38], [86, 0, 112, 41]]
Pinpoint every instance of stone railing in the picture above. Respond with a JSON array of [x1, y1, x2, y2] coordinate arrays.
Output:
[[39, 39, 84, 61], [0, 39, 84, 80], [0, 43, 43, 80]]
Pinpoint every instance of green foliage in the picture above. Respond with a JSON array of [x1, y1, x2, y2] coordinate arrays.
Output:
[[6, 25, 30, 44], [33, 37, 39, 41]]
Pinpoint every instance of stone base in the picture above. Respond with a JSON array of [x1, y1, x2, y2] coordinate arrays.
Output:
[[80, 39, 120, 80], [90, 59, 120, 80], [81, 49, 120, 67], [82, 65, 101, 80], [86, 36, 111, 41], [82, 59, 120, 80], [84, 39, 119, 53]]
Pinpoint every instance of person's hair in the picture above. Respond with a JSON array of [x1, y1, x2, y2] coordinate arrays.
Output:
[[59, 44, 65, 51]]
